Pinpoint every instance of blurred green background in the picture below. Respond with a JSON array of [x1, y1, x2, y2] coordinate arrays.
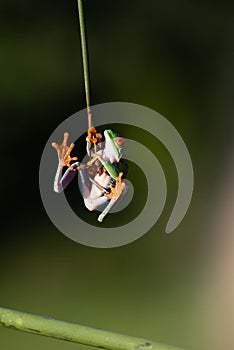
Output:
[[1, 1, 234, 349]]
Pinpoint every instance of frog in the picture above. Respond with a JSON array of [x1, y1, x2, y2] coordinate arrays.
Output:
[[52, 128, 126, 222]]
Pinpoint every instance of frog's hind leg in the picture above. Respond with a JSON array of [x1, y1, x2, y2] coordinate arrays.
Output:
[[84, 195, 110, 212], [97, 178, 127, 223], [79, 172, 110, 211]]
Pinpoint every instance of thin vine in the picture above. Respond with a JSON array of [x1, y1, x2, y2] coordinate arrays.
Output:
[[0, 307, 185, 350]]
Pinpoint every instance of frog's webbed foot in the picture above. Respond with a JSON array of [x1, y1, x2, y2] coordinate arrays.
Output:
[[86, 127, 102, 144], [52, 132, 78, 170], [86, 127, 102, 155], [97, 172, 126, 223], [104, 172, 124, 199]]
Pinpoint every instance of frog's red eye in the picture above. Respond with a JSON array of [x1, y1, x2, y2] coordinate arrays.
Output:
[[116, 137, 124, 146]]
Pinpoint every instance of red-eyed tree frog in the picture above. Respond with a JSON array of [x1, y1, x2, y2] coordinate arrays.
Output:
[[52, 128, 126, 222]]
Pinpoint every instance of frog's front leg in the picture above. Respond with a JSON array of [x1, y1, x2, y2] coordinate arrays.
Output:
[[52, 132, 79, 193]]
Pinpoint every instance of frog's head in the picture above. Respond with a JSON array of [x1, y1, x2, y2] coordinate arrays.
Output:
[[103, 129, 125, 163]]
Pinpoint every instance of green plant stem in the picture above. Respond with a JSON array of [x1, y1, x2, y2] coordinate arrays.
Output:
[[0, 307, 185, 350], [77, 0, 93, 129]]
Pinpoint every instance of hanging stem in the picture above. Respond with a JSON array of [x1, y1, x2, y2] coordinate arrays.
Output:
[[77, 0, 93, 129], [0, 307, 185, 350]]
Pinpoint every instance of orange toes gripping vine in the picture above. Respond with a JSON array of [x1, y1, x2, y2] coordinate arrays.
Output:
[[86, 127, 102, 145]]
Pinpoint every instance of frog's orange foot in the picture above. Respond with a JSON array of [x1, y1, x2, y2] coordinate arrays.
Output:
[[52, 132, 78, 170], [86, 127, 102, 145], [105, 172, 124, 199]]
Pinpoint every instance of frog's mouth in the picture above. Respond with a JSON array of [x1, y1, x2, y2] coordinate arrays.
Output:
[[104, 129, 122, 162]]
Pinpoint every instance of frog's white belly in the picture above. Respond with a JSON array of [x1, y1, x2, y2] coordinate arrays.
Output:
[[90, 173, 110, 198], [89, 172, 111, 199], [83, 172, 111, 211]]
